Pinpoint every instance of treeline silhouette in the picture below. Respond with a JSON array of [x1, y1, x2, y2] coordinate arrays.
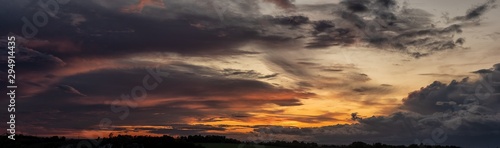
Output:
[[1, 133, 461, 148]]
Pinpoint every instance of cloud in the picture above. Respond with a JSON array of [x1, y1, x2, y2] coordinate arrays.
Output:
[[69, 14, 87, 26], [271, 15, 309, 27], [347, 73, 371, 82], [452, 0, 497, 22], [221, 68, 278, 79], [250, 63, 500, 147], [57, 84, 87, 96], [5, 63, 316, 137], [472, 69, 493, 74], [0, 40, 66, 72], [302, 0, 496, 57], [403, 67, 500, 115], [1, 1, 498, 146], [351, 112, 362, 121], [0, 0, 302, 61], [118, 124, 228, 135], [486, 32, 500, 40], [121, 0, 166, 13], [418, 73, 470, 79], [1, 0, 495, 60], [472, 64, 500, 74], [263, 0, 296, 10]]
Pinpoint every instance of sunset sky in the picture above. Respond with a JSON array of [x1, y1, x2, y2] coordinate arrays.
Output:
[[1, 0, 500, 147]]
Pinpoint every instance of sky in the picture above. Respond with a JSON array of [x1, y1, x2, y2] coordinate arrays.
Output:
[[0, 0, 499, 147]]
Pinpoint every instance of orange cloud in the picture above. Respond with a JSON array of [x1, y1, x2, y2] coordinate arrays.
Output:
[[122, 0, 165, 13]]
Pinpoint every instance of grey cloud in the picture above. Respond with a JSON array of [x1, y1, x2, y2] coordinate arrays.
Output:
[[0, 0, 302, 62], [272, 15, 309, 27], [270, 99, 303, 106], [0, 40, 66, 72], [322, 69, 343, 72], [351, 112, 362, 121], [472, 69, 493, 74], [404, 65, 500, 115], [1, 0, 494, 61], [452, 0, 497, 22], [5, 63, 315, 136], [487, 32, 500, 40], [301, 0, 496, 57], [263, 0, 296, 10], [348, 73, 371, 82], [221, 68, 278, 79], [136, 124, 228, 135], [266, 55, 311, 78], [57, 84, 87, 96]]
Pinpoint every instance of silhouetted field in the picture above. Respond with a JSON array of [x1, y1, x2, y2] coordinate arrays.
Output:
[[1, 134, 462, 148]]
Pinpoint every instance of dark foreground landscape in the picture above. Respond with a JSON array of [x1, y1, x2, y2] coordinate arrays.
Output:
[[2, 134, 462, 148]]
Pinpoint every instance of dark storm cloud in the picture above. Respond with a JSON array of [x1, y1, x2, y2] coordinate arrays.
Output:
[[264, 54, 395, 108], [270, 99, 303, 106], [307, 26, 355, 48], [1, 1, 498, 146], [272, 15, 309, 27], [322, 68, 343, 72], [263, 0, 296, 10], [251, 64, 500, 147], [302, 0, 496, 57], [5, 63, 314, 136], [0, 0, 304, 61]]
